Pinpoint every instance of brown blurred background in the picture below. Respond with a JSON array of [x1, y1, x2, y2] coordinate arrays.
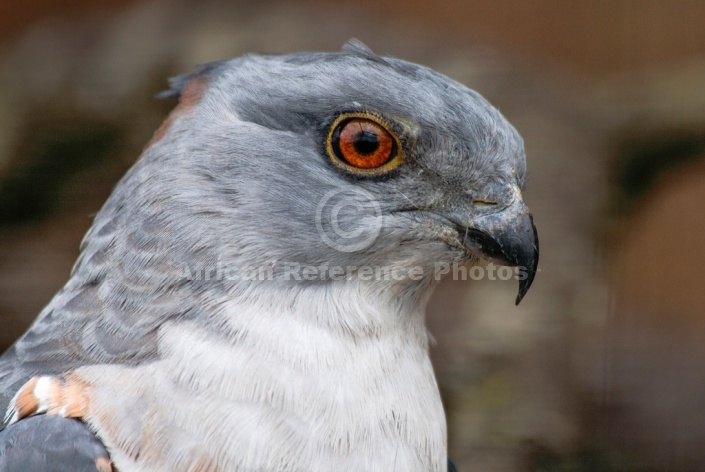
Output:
[[1, 0, 704, 470]]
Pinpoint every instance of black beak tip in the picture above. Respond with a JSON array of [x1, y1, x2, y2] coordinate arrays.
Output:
[[457, 209, 539, 306], [515, 277, 532, 305], [514, 213, 539, 305]]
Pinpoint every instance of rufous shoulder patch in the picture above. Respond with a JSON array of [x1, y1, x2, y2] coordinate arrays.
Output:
[[145, 75, 210, 149], [5, 374, 92, 425], [95, 456, 114, 472]]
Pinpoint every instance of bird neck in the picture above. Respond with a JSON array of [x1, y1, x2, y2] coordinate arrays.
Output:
[[211, 276, 437, 347], [147, 275, 448, 471]]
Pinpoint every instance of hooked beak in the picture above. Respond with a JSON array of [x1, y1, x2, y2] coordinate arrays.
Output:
[[447, 195, 539, 305]]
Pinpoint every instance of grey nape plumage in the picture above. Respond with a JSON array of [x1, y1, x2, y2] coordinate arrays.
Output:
[[0, 40, 537, 472]]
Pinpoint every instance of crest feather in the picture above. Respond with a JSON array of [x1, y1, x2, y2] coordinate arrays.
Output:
[[341, 39, 390, 65], [156, 61, 223, 100]]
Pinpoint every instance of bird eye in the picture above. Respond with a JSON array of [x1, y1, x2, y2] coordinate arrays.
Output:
[[326, 114, 403, 174]]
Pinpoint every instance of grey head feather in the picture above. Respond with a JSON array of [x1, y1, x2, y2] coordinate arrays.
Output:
[[158, 40, 384, 101], [0, 42, 531, 417]]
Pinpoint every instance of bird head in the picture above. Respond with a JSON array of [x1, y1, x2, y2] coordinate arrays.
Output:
[[121, 40, 537, 305]]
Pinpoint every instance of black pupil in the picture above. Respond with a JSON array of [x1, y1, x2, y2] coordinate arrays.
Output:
[[353, 131, 380, 155]]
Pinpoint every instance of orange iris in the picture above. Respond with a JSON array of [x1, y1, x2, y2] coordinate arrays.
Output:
[[333, 118, 395, 169]]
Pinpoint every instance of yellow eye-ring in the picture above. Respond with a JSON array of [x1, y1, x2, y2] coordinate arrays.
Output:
[[326, 113, 404, 174]]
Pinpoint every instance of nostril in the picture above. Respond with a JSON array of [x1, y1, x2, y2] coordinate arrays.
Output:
[[472, 199, 498, 207]]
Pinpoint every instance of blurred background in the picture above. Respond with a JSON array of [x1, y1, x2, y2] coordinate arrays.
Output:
[[0, 0, 704, 470]]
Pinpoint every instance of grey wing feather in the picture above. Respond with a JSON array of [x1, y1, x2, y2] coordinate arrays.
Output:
[[0, 161, 205, 417], [0, 415, 110, 472], [0, 60, 226, 418]]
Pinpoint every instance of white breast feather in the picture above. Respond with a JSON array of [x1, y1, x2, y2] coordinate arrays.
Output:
[[73, 282, 447, 472]]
